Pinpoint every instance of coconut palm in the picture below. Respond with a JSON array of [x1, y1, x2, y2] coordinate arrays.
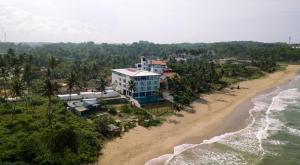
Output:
[[41, 78, 60, 126], [96, 75, 107, 100], [12, 65, 22, 78], [127, 80, 135, 97], [0, 67, 9, 100], [48, 55, 58, 79], [6, 48, 16, 67], [22, 63, 33, 112], [10, 78, 25, 124], [66, 71, 81, 101]]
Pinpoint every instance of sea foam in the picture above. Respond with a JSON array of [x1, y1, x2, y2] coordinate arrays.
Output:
[[146, 86, 300, 165]]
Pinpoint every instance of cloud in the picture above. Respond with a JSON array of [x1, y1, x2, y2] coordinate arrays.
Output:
[[0, 5, 99, 40], [0, 0, 299, 43]]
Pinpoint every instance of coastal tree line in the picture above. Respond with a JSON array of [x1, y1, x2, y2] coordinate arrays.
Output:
[[0, 40, 297, 164], [167, 55, 278, 108]]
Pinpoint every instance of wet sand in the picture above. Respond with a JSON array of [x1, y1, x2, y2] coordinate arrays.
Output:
[[97, 65, 300, 165]]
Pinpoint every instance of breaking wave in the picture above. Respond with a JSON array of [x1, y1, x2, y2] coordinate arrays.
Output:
[[146, 76, 300, 165]]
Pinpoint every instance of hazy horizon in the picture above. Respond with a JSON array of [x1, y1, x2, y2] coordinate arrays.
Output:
[[0, 0, 299, 43]]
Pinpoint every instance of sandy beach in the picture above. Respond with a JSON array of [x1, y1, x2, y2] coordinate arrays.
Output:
[[97, 65, 300, 165]]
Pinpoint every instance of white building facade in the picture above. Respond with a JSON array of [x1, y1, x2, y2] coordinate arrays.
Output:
[[111, 68, 160, 99], [135, 56, 167, 75]]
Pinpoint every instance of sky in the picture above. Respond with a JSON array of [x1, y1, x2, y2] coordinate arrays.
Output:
[[0, 0, 299, 43]]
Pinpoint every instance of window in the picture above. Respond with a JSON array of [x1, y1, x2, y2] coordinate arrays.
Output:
[[147, 86, 151, 91], [147, 81, 151, 85], [146, 92, 152, 96], [135, 77, 140, 81], [140, 92, 146, 97]]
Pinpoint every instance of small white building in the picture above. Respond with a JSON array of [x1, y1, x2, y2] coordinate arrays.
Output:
[[111, 68, 160, 100], [148, 60, 167, 74], [57, 89, 120, 101], [135, 56, 168, 75], [135, 56, 149, 71]]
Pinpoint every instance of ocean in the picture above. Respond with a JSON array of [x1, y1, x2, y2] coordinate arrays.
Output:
[[147, 75, 300, 165]]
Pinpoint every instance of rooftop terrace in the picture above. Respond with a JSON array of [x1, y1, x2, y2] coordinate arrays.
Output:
[[112, 68, 160, 77]]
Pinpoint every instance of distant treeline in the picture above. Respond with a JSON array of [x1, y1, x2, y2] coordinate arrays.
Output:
[[0, 41, 300, 66]]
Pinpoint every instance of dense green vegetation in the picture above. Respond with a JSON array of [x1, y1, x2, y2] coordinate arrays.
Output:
[[0, 41, 298, 164], [0, 41, 299, 78], [0, 47, 170, 164], [0, 97, 101, 164], [167, 56, 281, 107]]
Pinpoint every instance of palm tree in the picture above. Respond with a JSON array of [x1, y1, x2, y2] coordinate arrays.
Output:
[[6, 48, 15, 67], [12, 65, 22, 78], [127, 80, 135, 97], [91, 63, 99, 79], [41, 78, 60, 127], [0, 67, 9, 100], [48, 56, 58, 79], [10, 78, 25, 124], [96, 75, 107, 100], [66, 71, 81, 101], [22, 63, 33, 112]]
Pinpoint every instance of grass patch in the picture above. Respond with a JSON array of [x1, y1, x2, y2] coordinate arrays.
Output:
[[274, 65, 287, 72]]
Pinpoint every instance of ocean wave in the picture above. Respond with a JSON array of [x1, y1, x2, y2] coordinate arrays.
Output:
[[146, 86, 300, 165]]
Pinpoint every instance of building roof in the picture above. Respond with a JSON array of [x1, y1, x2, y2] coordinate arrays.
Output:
[[112, 68, 160, 77], [83, 98, 98, 106], [149, 60, 166, 65], [163, 72, 176, 78]]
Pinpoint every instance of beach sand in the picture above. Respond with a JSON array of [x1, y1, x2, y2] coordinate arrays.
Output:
[[97, 65, 300, 165]]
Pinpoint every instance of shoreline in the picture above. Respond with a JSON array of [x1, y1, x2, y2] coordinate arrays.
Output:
[[97, 65, 300, 165]]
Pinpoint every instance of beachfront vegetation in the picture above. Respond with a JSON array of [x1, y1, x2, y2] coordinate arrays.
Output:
[[0, 41, 297, 164], [167, 53, 281, 106], [0, 48, 164, 164], [0, 97, 101, 164]]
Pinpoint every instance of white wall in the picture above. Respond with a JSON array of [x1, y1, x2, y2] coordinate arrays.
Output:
[[112, 71, 160, 98]]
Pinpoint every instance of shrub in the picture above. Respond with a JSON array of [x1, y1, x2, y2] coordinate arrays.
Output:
[[108, 107, 117, 116], [47, 127, 78, 153], [140, 118, 162, 127], [0, 107, 23, 115], [94, 115, 116, 137], [0, 97, 5, 103], [30, 97, 44, 106], [123, 121, 136, 132], [120, 105, 132, 114]]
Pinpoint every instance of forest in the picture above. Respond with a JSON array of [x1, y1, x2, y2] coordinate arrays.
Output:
[[0, 41, 299, 77]]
